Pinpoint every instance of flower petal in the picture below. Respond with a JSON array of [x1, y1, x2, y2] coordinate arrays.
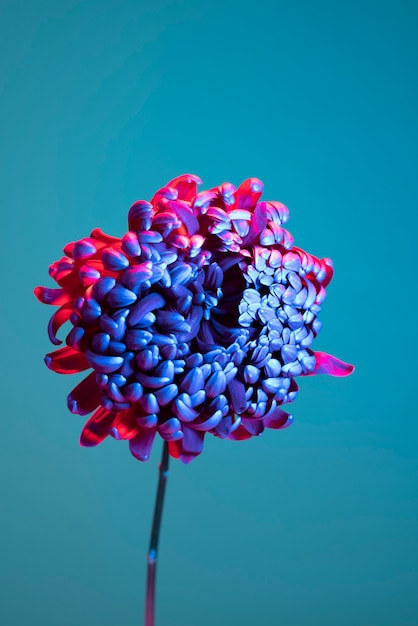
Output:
[[80, 407, 116, 446], [226, 423, 254, 440], [310, 352, 355, 377], [90, 228, 121, 245], [129, 427, 157, 461], [234, 178, 264, 209], [242, 200, 268, 245], [34, 286, 72, 306], [111, 406, 139, 440], [47, 303, 73, 345], [175, 426, 205, 463], [263, 404, 293, 430], [45, 346, 90, 374], [240, 418, 264, 436], [166, 174, 202, 202], [67, 372, 101, 415], [84, 350, 124, 374]]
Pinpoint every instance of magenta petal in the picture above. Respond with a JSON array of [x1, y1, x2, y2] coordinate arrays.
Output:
[[90, 228, 121, 245], [34, 286, 71, 306], [263, 405, 293, 430], [321, 258, 334, 287], [226, 423, 253, 440], [311, 352, 355, 377], [166, 174, 202, 202], [80, 407, 116, 446], [240, 418, 264, 436], [67, 372, 101, 415], [234, 178, 264, 209], [45, 346, 90, 374], [129, 427, 157, 461], [47, 303, 73, 345]]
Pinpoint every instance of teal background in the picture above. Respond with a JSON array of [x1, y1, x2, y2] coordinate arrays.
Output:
[[1, 0, 417, 624]]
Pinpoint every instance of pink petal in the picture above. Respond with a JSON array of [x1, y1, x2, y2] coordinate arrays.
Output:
[[166, 174, 202, 202], [45, 346, 90, 374], [234, 178, 264, 209], [67, 372, 101, 415], [311, 352, 354, 377], [263, 405, 294, 430], [48, 257, 75, 285], [90, 228, 121, 245], [129, 427, 157, 461], [226, 423, 254, 441], [321, 258, 334, 287], [80, 407, 116, 446], [34, 286, 72, 306], [111, 407, 139, 440], [47, 303, 73, 345]]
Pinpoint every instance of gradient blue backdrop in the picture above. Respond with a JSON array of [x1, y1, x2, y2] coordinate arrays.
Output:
[[1, 1, 417, 624]]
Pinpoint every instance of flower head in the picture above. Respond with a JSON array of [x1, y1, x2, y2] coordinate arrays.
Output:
[[35, 175, 353, 463]]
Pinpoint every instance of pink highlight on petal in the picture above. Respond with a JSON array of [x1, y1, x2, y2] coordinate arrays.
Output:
[[47, 302, 73, 345], [90, 228, 121, 245], [311, 352, 354, 377], [242, 200, 268, 245], [263, 405, 293, 430], [233, 178, 264, 209], [78, 264, 101, 286], [45, 346, 90, 374], [166, 174, 202, 202], [36, 173, 354, 463], [226, 423, 253, 441], [64, 238, 97, 259], [48, 257, 74, 284], [321, 258, 334, 287], [111, 407, 139, 440], [34, 286, 72, 306], [80, 407, 116, 446]]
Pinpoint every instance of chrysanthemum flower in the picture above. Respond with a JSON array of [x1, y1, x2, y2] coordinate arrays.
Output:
[[35, 175, 353, 463]]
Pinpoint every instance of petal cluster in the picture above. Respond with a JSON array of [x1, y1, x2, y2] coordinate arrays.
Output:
[[35, 175, 353, 463]]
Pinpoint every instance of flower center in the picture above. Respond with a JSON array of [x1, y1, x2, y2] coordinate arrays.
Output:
[[202, 287, 223, 320]]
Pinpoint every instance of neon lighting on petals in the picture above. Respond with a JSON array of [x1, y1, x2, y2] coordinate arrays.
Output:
[[35, 174, 354, 463]]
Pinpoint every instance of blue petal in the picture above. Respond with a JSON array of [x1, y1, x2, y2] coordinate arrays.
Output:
[[85, 350, 123, 373], [106, 284, 137, 308], [91, 332, 110, 354], [124, 382, 144, 402], [125, 329, 153, 350], [92, 277, 116, 302], [205, 370, 227, 398], [102, 248, 129, 271], [155, 383, 178, 406], [128, 292, 165, 326]]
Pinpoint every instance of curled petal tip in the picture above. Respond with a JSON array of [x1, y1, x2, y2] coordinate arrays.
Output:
[[129, 428, 157, 462], [67, 399, 78, 414], [34, 286, 70, 306], [312, 352, 354, 377], [67, 396, 98, 416], [250, 178, 263, 193]]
